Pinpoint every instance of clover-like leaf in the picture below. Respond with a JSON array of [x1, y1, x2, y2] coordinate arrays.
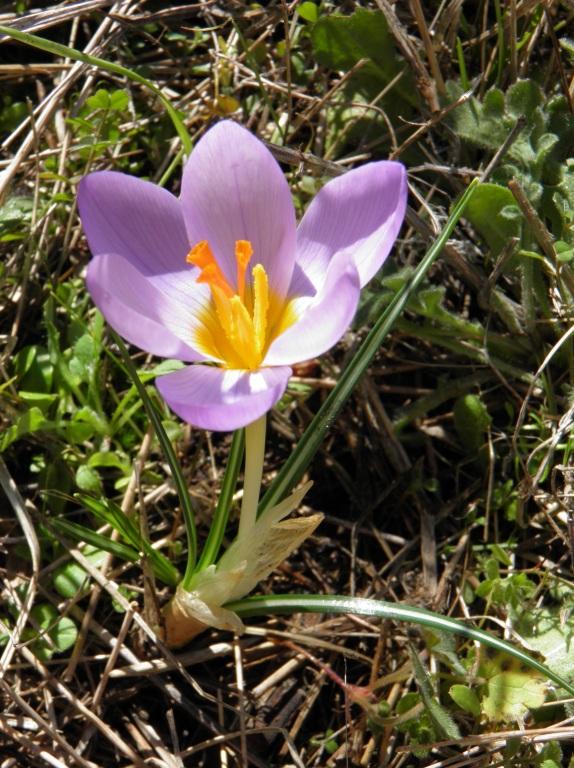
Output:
[[479, 654, 547, 723]]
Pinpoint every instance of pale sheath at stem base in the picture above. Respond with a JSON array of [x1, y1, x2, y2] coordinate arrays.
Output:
[[163, 416, 322, 647], [163, 484, 321, 645]]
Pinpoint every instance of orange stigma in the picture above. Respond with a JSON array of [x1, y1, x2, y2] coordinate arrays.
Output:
[[186, 238, 272, 370], [186, 240, 233, 298]]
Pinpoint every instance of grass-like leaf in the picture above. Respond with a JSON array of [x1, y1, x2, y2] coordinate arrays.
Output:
[[194, 428, 245, 573], [409, 646, 461, 739], [112, 332, 197, 585], [47, 518, 140, 565], [0, 25, 192, 155], [228, 593, 574, 698], [77, 494, 180, 587], [259, 178, 480, 514]]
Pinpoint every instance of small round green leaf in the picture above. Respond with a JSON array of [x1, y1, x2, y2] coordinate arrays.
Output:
[[75, 464, 102, 494], [298, 2, 318, 22], [449, 684, 481, 717], [53, 546, 108, 598]]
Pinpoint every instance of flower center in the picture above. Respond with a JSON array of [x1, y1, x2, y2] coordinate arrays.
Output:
[[187, 239, 270, 370]]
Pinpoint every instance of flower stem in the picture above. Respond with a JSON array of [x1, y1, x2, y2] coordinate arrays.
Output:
[[237, 415, 266, 542]]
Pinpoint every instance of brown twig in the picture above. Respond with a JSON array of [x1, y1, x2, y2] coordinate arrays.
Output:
[[508, 177, 556, 261], [374, 0, 440, 112], [410, 0, 445, 97]]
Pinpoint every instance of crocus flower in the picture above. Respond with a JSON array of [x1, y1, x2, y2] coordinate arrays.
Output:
[[78, 121, 407, 431]]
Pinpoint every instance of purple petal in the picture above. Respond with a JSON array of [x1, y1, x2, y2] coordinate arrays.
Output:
[[78, 171, 189, 277], [292, 161, 407, 294], [264, 252, 360, 366], [87, 253, 208, 362], [156, 365, 292, 431], [180, 121, 296, 299]]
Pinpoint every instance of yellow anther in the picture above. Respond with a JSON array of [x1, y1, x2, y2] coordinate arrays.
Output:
[[230, 297, 259, 370], [210, 283, 235, 338], [188, 238, 274, 370], [252, 264, 268, 357], [235, 240, 253, 302]]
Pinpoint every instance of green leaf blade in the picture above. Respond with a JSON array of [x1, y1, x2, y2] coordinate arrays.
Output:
[[228, 592, 574, 699], [259, 179, 480, 515]]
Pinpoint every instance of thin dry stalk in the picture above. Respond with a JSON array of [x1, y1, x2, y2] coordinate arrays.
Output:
[[507, 0, 518, 81], [375, 0, 440, 111], [0, 458, 40, 674], [0, 676, 98, 768], [63, 426, 154, 680], [410, 0, 446, 96]]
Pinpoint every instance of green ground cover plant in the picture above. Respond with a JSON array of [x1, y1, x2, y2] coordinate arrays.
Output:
[[1, 1, 574, 766]]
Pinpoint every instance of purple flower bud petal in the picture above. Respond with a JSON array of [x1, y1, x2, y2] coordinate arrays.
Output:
[[87, 253, 209, 362], [180, 121, 296, 299], [156, 364, 292, 431], [292, 161, 407, 295], [78, 171, 190, 278], [264, 252, 360, 366]]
